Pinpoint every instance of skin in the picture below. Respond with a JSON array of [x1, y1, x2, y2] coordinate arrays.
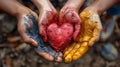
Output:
[[31, 0, 62, 62], [32, 0, 58, 42], [0, 0, 38, 46], [64, 0, 120, 63], [31, 0, 85, 62], [1, 0, 119, 63], [59, 0, 86, 41], [0, 0, 62, 62]]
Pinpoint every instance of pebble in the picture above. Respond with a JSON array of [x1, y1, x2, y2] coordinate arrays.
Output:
[[7, 36, 21, 43], [15, 43, 29, 51], [101, 43, 118, 61], [100, 16, 115, 41], [0, 34, 6, 44], [0, 14, 16, 33], [0, 35, 2, 43]]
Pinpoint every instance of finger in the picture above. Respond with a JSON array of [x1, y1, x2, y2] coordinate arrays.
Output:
[[64, 43, 76, 57], [31, 11, 38, 20], [88, 26, 102, 47], [59, 10, 65, 23], [36, 49, 63, 62], [46, 11, 54, 22], [88, 17, 102, 46], [64, 43, 81, 63], [55, 57, 62, 62], [19, 29, 38, 46], [22, 33, 38, 46], [73, 13, 82, 41], [55, 52, 63, 62], [39, 26, 47, 42], [17, 20, 38, 46], [73, 24, 81, 41], [64, 11, 73, 22], [35, 49, 54, 61], [65, 11, 81, 41], [38, 17, 48, 42], [72, 42, 89, 61], [38, 11, 55, 42], [59, 7, 69, 23], [74, 19, 82, 41]]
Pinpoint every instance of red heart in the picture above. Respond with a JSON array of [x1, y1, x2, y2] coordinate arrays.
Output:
[[47, 23, 74, 51]]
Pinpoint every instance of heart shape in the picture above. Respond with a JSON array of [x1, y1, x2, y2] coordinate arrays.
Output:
[[47, 23, 74, 51]]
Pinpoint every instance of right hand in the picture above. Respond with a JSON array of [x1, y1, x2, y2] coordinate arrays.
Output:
[[64, 8, 102, 63], [17, 8, 38, 47], [59, 6, 82, 41]]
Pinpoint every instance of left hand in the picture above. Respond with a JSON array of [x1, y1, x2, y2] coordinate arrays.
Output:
[[63, 8, 102, 63], [59, 6, 82, 41]]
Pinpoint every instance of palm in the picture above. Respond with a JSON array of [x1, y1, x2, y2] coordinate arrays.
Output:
[[39, 9, 58, 42], [64, 10, 102, 63], [18, 14, 62, 62], [59, 7, 81, 41]]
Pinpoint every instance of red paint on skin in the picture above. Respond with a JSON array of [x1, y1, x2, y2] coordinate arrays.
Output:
[[63, 8, 81, 41], [47, 23, 74, 51], [40, 11, 58, 42], [40, 18, 48, 42], [40, 9, 82, 51]]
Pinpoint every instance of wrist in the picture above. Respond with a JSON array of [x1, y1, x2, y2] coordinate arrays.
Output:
[[87, 0, 120, 15], [32, 0, 50, 11], [85, 6, 100, 15], [64, 0, 85, 12]]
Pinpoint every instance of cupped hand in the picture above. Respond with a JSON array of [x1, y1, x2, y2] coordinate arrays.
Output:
[[63, 8, 102, 63], [17, 9, 38, 47], [59, 7, 82, 41], [38, 4, 58, 42], [17, 8, 62, 62]]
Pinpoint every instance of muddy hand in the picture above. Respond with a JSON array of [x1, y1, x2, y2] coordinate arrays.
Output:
[[0, 0, 62, 62], [21, 13, 62, 62], [64, 8, 102, 63]]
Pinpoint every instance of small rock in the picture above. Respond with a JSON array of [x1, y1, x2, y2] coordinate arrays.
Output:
[[0, 35, 4, 44], [92, 56, 105, 67], [0, 34, 6, 44], [6, 55, 12, 67], [0, 14, 16, 33], [100, 17, 115, 41], [15, 43, 28, 51], [7, 36, 21, 43], [101, 43, 118, 61], [106, 61, 116, 67], [71, 53, 93, 67]]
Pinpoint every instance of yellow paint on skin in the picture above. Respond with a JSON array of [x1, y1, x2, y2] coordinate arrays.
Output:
[[64, 43, 76, 57], [64, 10, 101, 63], [65, 54, 72, 63], [81, 42, 88, 47]]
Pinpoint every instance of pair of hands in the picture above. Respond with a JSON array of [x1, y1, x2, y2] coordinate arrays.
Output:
[[17, 0, 102, 63]]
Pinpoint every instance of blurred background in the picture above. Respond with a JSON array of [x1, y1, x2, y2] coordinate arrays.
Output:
[[0, 0, 120, 67]]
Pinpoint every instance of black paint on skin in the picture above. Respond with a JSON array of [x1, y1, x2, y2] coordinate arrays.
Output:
[[23, 14, 59, 60]]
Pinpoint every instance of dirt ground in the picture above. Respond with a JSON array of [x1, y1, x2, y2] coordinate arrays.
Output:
[[0, 0, 120, 67]]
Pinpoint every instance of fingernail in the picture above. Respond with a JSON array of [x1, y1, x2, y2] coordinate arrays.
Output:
[[31, 42, 38, 47]]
